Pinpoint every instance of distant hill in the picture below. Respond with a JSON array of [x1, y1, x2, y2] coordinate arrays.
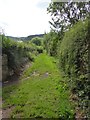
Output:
[[24, 34, 44, 41], [7, 34, 44, 41], [7, 36, 21, 41]]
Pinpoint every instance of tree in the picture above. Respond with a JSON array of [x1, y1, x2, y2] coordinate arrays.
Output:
[[47, 1, 90, 31]]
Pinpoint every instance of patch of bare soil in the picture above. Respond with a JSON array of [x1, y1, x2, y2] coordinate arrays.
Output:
[[75, 107, 87, 120], [70, 94, 87, 120], [30, 71, 51, 78], [2, 106, 15, 118], [42, 72, 51, 78]]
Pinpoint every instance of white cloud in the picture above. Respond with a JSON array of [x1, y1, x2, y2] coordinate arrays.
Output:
[[0, 0, 51, 37]]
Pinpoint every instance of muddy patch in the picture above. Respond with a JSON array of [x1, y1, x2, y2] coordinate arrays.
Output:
[[42, 72, 51, 78], [31, 71, 40, 76], [30, 71, 51, 78], [2, 106, 15, 118]]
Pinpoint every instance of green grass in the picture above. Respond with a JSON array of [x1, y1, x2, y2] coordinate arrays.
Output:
[[3, 53, 75, 118]]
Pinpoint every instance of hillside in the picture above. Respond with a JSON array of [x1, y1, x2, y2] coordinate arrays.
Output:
[[7, 34, 44, 41]]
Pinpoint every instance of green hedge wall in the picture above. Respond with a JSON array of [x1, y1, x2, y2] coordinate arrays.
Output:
[[1, 35, 37, 76], [58, 19, 89, 116]]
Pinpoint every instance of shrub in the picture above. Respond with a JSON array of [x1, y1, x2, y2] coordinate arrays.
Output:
[[31, 37, 43, 46], [43, 31, 59, 56], [2, 36, 37, 78], [25, 52, 35, 61], [36, 46, 43, 53]]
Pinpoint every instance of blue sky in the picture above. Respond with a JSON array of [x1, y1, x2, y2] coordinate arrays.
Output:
[[0, 0, 51, 37]]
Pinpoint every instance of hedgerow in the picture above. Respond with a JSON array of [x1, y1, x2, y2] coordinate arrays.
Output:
[[58, 19, 89, 117], [2, 35, 39, 78]]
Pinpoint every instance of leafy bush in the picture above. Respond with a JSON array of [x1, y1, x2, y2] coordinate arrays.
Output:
[[43, 31, 59, 56], [31, 37, 43, 46], [58, 19, 89, 117], [36, 46, 43, 53], [2, 35, 38, 77], [25, 52, 35, 61]]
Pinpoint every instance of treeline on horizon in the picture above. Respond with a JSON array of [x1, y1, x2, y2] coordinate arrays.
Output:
[[7, 34, 44, 41]]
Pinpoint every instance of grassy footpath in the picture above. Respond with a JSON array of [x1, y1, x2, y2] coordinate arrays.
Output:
[[3, 54, 75, 118]]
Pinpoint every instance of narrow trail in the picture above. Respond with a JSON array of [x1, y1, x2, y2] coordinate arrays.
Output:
[[2, 54, 74, 118]]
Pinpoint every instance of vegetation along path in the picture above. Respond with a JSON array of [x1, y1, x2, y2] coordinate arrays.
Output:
[[2, 54, 74, 118]]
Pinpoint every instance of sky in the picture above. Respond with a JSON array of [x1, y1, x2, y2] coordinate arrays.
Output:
[[0, 0, 51, 37]]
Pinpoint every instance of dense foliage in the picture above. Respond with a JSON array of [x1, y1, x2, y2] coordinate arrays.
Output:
[[44, 31, 59, 56], [47, 1, 90, 31], [1, 35, 44, 78], [46, 1, 90, 117], [58, 19, 89, 117], [43, 16, 89, 117], [31, 37, 42, 46]]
